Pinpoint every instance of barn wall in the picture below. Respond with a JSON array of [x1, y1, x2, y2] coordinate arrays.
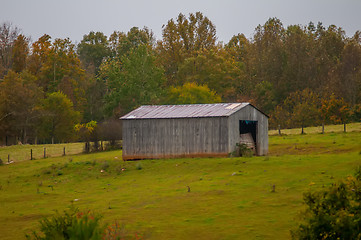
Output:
[[228, 105, 268, 155], [122, 117, 229, 160]]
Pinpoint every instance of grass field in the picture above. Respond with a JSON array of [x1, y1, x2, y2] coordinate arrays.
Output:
[[0, 143, 84, 163], [0, 123, 360, 239]]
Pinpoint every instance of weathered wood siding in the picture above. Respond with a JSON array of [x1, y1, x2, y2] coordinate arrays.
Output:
[[122, 117, 229, 160], [228, 105, 268, 155]]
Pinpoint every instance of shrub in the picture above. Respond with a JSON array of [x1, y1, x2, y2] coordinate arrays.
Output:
[[233, 143, 254, 157], [101, 161, 110, 170], [26, 208, 142, 240], [26, 208, 103, 240], [136, 163, 143, 170], [292, 167, 361, 239]]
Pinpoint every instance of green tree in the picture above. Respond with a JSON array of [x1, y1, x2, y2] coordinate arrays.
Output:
[[37, 91, 81, 143], [253, 81, 276, 114], [77, 31, 110, 75], [292, 167, 361, 240], [250, 18, 285, 102], [165, 82, 221, 104], [109, 27, 154, 58], [176, 48, 241, 101], [101, 44, 165, 116]]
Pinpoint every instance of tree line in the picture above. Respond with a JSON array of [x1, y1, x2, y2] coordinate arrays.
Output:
[[1, 12, 361, 145]]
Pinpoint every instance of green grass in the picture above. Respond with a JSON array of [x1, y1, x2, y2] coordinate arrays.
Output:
[[0, 126, 361, 239], [269, 122, 361, 135], [0, 142, 84, 163]]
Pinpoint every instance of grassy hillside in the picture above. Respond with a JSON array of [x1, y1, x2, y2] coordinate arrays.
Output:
[[0, 126, 360, 239]]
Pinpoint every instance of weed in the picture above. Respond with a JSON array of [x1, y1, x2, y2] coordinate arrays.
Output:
[[115, 165, 123, 175], [136, 163, 143, 170], [101, 161, 110, 170]]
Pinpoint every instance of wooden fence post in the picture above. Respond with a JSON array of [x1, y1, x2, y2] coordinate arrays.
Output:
[[44, 148, 46, 158], [63, 147, 66, 156], [31, 149, 33, 160]]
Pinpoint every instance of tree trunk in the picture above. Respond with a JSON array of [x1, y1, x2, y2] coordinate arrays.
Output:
[[51, 136, 54, 144], [301, 125, 304, 134], [344, 123, 346, 133], [322, 123, 324, 134], [278, 124, 281, 136]]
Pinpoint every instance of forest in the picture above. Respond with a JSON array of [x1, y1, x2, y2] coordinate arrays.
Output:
[[0, 12, 361, 145]]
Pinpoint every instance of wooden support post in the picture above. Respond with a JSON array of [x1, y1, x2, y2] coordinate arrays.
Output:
[[31, 149, 33, 160], [63, 147, 66, 156], [278, 125, 281, 136], [44, 148, 46, 158]]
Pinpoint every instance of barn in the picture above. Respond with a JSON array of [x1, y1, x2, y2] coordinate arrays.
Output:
[[120, 103, 268, 160]]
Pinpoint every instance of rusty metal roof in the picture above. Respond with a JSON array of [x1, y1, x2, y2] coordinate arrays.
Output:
[[120, 103, 250, 119]]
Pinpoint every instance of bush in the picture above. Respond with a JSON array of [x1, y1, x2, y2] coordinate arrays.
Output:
[[292, 167, 361, 240], [26, 208, 103, 240], [136, 163, 143, 170], [26, 208, 143, 240], [232, 143, 254, 157]]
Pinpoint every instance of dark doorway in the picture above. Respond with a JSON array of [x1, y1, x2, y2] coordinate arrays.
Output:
[[239, 120, 257, 150]]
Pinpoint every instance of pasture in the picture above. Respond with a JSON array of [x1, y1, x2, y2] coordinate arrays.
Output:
[[0, 123, 360, 239]]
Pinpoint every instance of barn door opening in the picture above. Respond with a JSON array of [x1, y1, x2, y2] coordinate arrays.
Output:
[[239, 120, 257, 153]]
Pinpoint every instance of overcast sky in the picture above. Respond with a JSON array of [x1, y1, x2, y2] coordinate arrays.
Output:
[[1, 0, 361, 44]]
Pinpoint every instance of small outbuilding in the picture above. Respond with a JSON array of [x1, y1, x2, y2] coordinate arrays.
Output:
[[120, 103, 268, 160]]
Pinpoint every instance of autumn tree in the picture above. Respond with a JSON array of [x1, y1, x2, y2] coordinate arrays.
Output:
[[75, 120, 97, 152], [165, 82, 221, 105], [320, 94, 351, 132], [335, 31, 361, 105], [271, 89, 320, 133], [157, 12, 217, 85], [0, 70, 42, 144], [11, 34, 29, 73], [28, 35, 87, 112]]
